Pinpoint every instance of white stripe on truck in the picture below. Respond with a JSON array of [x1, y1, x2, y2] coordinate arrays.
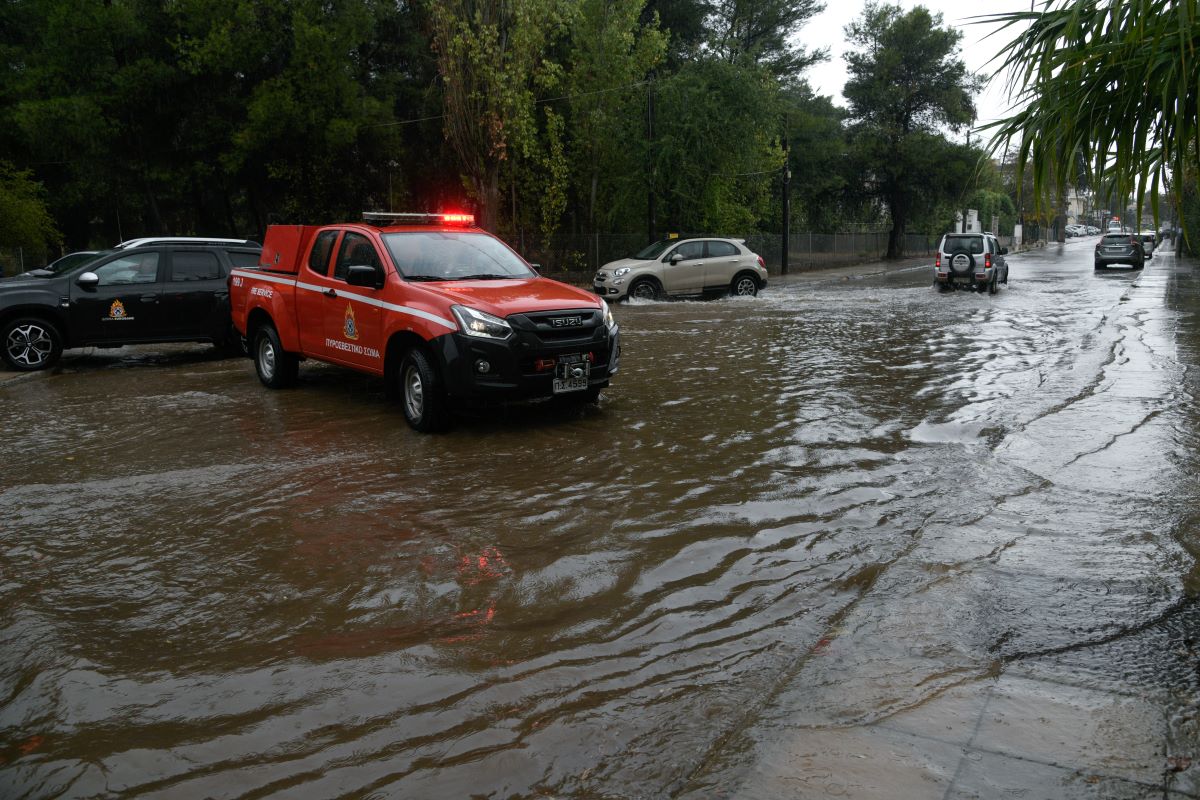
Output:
[[231, 269, 457, 331]]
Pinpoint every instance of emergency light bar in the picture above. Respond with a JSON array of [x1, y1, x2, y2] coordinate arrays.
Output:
[[362, 212, 476, 227]]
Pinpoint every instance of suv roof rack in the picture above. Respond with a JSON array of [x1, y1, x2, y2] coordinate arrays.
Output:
[[362, 212, 476, 227], [115, 237, 260, 249]]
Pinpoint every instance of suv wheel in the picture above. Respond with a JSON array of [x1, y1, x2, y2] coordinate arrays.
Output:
[[731, 274, 759, 297], [2, 317, 63, 371], [988, 272, 998, 295], [399, 348, 450, 432], [253, 324, 298, 389], [628, 278, 661, 301]]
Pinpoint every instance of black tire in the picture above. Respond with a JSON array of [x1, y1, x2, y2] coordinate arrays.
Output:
[[399, 347, 450, 433], [988, 272, 998, 295], [1094, 262, 1106, 270], [1132, 258, 1144, 270], [2, 316, 63, 371], [253, 324, 298, 389], [947, 249, 976, 275], [936, 282, 952, 293], [731, 273, 759, 297], [627, 278, 661, 301]]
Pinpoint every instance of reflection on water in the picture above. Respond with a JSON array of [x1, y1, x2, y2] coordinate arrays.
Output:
[[1, 253, 1197, 796]]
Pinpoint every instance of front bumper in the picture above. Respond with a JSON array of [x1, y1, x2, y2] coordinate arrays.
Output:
[[430, 318, 620, 403]]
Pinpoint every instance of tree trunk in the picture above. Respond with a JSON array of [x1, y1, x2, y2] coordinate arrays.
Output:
[[477, 168, 501, 233], [887, 195, 906, 259]]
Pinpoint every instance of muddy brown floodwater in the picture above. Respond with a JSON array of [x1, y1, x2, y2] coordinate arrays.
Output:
[[3, 240, 1200, 798]]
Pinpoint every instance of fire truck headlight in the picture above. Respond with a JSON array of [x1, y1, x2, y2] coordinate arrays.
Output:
[[600, 300, 616, 331], [451, 305, 512, 340]]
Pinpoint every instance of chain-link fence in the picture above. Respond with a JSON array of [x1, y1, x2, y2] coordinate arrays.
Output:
[[523, 231, 946, 277], [1, 228, 1029, 280], [0, 247, 50, 278]]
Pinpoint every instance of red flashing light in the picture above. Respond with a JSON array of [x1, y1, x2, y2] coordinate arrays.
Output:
[[440, 213, 475, 226]]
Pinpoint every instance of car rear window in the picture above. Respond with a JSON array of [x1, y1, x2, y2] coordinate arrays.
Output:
[[1102, 234, 1133, 244], [942, 235, 984, 254]]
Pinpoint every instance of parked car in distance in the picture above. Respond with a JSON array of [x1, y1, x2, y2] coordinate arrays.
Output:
[[1094, 233, 1145, 270], [27, 251, 100, 276], [1, 237, 260, 371], [1087, 226, 1100, 235], [1065, 224, 1084, 237], [1138, 231, 1157, 258], [933, 232, 1009, 294], [593, 237, 768, 301]]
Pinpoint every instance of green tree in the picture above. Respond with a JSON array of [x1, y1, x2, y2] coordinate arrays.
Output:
[[651, 59, 784, 233], [780, 81, 848, 232], [708, 0, 827, 76], [0, 162, 60, 264], [563, 0, 666, 238], [842, 2, 981, 257], [985, 0, 1198, 235], [431, 0, 572, 233]]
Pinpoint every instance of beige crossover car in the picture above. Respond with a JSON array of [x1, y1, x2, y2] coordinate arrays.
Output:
[[593, 237, 768, 301]]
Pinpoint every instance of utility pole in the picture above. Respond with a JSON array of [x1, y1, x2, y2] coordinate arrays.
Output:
[[646, 80, 656, 244], [781, 130, 791, 275], [961, 124, 972, 233]]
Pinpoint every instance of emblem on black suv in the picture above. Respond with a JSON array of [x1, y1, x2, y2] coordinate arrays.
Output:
[[551, 316, 583, 328]]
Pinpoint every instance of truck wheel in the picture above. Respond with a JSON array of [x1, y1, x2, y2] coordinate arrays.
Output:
[[399, 348, 450, 432], [2, 316, 63, 371], [988, 273, 998, 294], [253, 324, 298, 389]]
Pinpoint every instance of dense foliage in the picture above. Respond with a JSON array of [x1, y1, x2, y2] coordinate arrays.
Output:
[[986, 0, 1198, 241], [1, 0, 998, 263]]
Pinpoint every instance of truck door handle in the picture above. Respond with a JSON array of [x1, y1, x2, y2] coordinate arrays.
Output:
[[324, 288, 338, 299], [140, 295, 157, 303]]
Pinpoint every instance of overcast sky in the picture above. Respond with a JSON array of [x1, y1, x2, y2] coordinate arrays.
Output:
[[797, 0, 1033, 138]]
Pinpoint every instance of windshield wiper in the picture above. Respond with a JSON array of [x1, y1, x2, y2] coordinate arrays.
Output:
[[404, 274, 445, 282], [456, 273, 514, 280]]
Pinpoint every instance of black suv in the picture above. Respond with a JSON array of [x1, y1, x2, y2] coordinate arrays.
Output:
[[1, 238, 261, 371]]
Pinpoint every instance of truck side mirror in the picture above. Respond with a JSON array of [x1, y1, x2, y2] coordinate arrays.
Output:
[[528, 262, 541, 274], [999, 247, 1008, 255], [669, 253, 683, 265], [76, 271, 99, 288], [346, 265, 382, 289]]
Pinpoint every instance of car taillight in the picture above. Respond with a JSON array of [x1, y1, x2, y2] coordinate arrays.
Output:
[[935, 253, 941, 268], [985, 253, 991, 269], [756, 255, 765, 269]]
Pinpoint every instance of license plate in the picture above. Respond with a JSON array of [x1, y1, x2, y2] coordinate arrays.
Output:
[[553, 356, 590, 393]]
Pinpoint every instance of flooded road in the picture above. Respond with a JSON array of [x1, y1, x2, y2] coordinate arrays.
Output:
[[3, 239, 1200, 798]]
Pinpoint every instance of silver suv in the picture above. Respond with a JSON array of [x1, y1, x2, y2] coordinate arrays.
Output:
[[594, 237, 768, 301], [934, 233, 1009, 294]]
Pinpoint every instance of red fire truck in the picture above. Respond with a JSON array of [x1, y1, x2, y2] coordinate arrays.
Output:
[[229, 213, 619, 431]]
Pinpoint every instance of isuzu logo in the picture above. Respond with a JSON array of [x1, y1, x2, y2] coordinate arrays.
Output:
[[551, 316, 583, 328]]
